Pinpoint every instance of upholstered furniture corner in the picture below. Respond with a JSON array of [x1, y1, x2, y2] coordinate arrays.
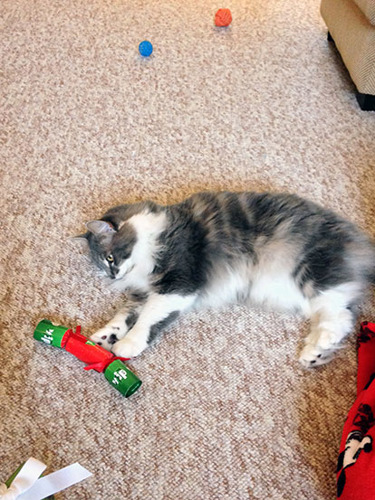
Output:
[[321, 0, 375, 110]]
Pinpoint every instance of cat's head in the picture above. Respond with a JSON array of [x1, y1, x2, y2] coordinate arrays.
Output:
[[75, 202, 167, 283], [82, 219, 138, 281]]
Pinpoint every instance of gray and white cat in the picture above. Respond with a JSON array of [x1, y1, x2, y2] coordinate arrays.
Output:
[[76, 191, 375, 367]]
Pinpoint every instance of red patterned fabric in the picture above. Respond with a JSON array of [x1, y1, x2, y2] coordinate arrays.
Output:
[[337, 322, 375, 498]]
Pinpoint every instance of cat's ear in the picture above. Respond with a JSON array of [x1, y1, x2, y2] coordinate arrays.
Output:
[[85, 220, 116, 235], [69, 233, 89, 247]]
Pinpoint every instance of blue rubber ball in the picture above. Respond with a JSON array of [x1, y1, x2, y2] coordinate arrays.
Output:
[[139, 40, 153, 57]]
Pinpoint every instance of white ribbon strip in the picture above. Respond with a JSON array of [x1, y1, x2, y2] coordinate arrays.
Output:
[[0, 459, 92, 500], [0, 458, 46, 500]]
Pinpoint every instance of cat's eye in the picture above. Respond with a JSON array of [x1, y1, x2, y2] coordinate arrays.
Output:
[[106, 254, 114, 264]]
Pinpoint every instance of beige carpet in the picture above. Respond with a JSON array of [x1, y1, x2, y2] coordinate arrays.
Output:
[[1, 0, 375, 498]]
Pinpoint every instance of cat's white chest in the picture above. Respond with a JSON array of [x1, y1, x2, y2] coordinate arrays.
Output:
[[121, 266, 151, 292]]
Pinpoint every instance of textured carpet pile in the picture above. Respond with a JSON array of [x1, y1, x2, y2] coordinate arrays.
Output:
[[1, 0, 375, 498]]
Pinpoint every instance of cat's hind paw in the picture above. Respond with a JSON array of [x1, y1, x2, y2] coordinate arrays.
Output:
[[299, 344, 335, 368]]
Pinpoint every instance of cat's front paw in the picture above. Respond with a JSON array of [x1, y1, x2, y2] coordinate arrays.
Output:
[[90, 325, 124, 351], [111, 336, 147, 359]]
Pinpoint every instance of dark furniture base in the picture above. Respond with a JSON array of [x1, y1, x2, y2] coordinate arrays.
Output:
[[356, 92, 375, 111]]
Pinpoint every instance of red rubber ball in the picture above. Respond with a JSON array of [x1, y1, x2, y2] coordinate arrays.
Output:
[[215, 8, 232, 27]]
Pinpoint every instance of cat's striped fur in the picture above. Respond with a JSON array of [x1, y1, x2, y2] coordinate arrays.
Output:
[[78, 191, 375, 367]]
